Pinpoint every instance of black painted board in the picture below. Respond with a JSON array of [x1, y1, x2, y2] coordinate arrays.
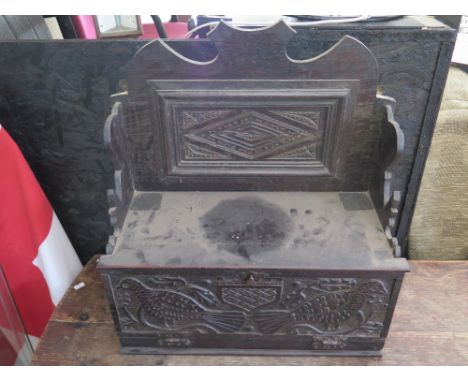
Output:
[[0, 41, 144, 263]]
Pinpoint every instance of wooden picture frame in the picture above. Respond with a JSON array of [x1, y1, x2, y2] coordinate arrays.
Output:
[[93, 15, 143, 39]]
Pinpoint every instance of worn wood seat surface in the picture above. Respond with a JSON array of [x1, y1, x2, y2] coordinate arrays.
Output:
[[101, 191, 407, 271]]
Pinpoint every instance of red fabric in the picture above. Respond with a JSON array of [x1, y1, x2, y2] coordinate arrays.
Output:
[[0, 126, 54, 338]]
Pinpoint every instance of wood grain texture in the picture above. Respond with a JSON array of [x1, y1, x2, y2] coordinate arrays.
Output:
[[32, 256, 468, 365]]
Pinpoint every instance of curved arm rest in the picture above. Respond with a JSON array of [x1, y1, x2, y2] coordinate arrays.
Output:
[[377, 94, 404, 175], [374, 95, 405, 207], [103, 97, 134, 254]]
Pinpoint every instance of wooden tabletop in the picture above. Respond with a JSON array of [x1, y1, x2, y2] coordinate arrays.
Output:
[[32, 255, 468, 365]]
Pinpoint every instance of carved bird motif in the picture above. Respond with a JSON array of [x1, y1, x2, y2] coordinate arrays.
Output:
[[252, 281, 387, 334], [118, 278, 246, 333]]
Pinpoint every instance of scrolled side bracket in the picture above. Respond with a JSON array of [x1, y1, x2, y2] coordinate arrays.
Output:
[[103, 95, 134, 254], [372, 95, 405, 257]]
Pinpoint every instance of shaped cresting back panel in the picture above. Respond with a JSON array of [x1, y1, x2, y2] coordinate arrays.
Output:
[[121, 21, 380, 192]]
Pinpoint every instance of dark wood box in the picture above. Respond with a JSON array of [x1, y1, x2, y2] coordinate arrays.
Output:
[[99, 192, 408, 356]]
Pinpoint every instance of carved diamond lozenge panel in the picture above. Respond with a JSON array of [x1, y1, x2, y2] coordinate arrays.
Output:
[[182, 110, 322, 161], [152, 82, 351, 177], [181, 110, 233, 130]]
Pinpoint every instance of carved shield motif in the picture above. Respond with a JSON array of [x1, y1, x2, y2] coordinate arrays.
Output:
[[218, 275, 283, 312], [220, 286, 281, 311]]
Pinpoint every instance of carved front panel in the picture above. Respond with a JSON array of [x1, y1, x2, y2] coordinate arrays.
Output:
[[107, 272, 395, 351], [150, 80, 355, 177]]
